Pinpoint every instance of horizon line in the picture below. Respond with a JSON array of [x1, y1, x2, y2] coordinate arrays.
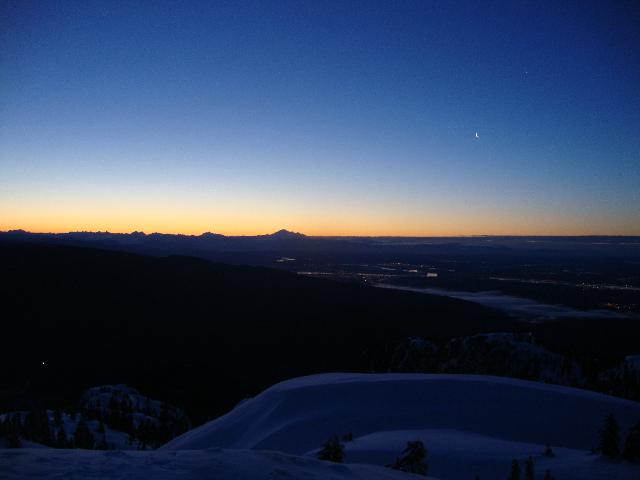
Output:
[[3, 228, 640, 239]]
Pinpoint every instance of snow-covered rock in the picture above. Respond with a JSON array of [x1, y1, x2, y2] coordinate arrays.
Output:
[[599, 355, 640, 400], [625, 355, 640, 371], [81, 384, 190, 437], [390, 333, 583, 387], [0, 384, 190, 450]]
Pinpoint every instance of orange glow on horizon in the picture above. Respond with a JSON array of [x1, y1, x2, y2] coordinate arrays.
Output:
[[2, 219, 639, 237], [2, 196, 638, 237]]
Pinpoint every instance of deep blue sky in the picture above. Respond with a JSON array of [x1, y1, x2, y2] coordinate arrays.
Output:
[[1, 1, 639, 235]]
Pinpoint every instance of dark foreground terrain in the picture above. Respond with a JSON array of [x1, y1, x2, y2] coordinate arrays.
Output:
[[1, 242, 639, 425], [0, 243, 514, 424]]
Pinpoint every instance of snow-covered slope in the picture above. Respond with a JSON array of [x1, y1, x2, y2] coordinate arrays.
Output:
[[162, 373, 640, 479], [163, 373, 639, 453], [339, 429, 635, 480], [3, 374, 639, 479], [0, 447, 432, 480]]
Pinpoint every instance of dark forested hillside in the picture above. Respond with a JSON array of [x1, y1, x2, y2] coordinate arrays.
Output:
[[0, 243, 515, 424]]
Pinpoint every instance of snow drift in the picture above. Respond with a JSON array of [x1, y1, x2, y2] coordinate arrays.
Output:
[[163, 373, 640, 453], [3, 374, 639, 479]]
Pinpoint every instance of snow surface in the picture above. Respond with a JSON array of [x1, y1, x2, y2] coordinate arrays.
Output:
[[161, 373, 640, 479], [163, 373, 640, 453], [3, 374, 639, 479], [0, 448, 431, 480], [336, 429, 638, 480]]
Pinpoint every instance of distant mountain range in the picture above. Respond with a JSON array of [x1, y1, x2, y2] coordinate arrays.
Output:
[[2, 229, 639, 260]]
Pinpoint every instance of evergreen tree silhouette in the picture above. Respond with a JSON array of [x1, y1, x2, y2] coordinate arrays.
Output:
[[507, 459, 520, 480], [73, 420, 94, 449], [317, 436, 344, 463], [524, 456, 534, 480], [55, 426, 68, 448], [623, 421, 640, 462], [53, 409, 62, 427], [390, 440, 428, 476], [598, 413, 620, 458], [5, 414, 21, 448]]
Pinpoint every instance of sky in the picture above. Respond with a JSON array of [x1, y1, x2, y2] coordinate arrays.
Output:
[[1, 1, 639, 236]]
